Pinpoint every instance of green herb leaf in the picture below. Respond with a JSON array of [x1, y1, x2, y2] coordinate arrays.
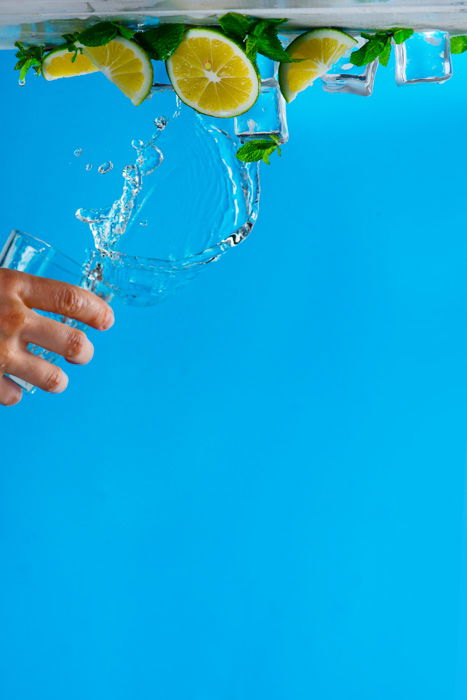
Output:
[[253, 27, 293, 62], [77, 21, 119, 47], [112, 22, 135, 40], [219, 12, 255, 42], [218, 15, 295, 64], [450, 35, 467, 54], [350, 27, 414, 67], [245, 35, 258, 62], [252, 18, 287, 37], [378, 37, 392, 66], [392, 28, 414, 44], [250, 19, 301, 63], [19, 58, 34, 82], [135, 24, 186, 60], [236, 138, 281, 164], [350, 36, 387, 66], [62, 32, 80, 46], [14, 41, 45, 81]]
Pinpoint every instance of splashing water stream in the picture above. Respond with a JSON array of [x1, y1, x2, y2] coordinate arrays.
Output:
[[76, 97, 260, 306]]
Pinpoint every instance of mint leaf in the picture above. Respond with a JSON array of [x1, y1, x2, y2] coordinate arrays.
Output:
[[245, 35, 258, 62], [236, 139, 281, 164], [250, 19, 301, 63], [392, 28, 414, 44], [350, 37, 387, 66], [219, 13, 255, 42], [351, 27, 413, 66], [253, 28, 296, 62], [135, 24, 186, 60], [62, 32, 80, 46], [14, 42, 44, 81], [218, 15, 295, 64], [252, 18, 287, 37], [19, 58, 34, 81], [77, 22, 118, 47], [378, 37, 392, 66], [450, 35, 467, 54], [113, 22, 135, 40], [261, 148, 276, 164]]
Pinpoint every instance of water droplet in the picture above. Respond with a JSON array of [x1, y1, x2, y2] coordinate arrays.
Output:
[[18, 78, 26, 87], [139, 220, 148, 227], [138, 145, 163, 176], [154, 116, 168, 130], [131, 138, 144, 150], [85, 163, 93, 171], [74, 147, 83, 157], [98, 161, 114, 175]]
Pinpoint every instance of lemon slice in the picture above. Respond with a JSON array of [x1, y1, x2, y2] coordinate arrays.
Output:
[[83, 37, 153, 106], [42, 47, 99, 80], [166, 28, 259, 118], [279, 29, 357, 102]]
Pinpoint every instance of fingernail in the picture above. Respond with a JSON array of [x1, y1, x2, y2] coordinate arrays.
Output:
[[102, 308, 115, 330], [5, 390, 22, 406]]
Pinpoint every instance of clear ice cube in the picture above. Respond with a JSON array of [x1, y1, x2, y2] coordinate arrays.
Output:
[[395, 31, 453, 85], [321, 37, 379, 97]]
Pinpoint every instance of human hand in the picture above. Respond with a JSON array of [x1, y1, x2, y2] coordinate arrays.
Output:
[[0, 269, 114, 406]]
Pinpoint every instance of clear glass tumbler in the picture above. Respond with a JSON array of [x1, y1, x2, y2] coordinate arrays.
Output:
[[0, 230, 112, 393]]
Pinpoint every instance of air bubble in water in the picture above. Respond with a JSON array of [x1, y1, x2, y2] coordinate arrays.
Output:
[[98, 161, 114, 174], [85, 163, 93, 171], [74, 147, 83, 157]]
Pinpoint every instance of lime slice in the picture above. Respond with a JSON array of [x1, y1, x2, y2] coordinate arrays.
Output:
[[83, 37, 153, 106], [42, 47, 99, 81], [279, 29, 357, 102], [166, 28, 259, 118]]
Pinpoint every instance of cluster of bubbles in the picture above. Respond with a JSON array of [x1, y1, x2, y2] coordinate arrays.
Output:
[[73, 147, 114, 175]]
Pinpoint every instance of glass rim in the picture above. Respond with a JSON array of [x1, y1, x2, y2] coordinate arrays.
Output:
[[2, 230, 82, 268]]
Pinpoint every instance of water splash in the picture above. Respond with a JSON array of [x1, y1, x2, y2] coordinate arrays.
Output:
[[77, 125, 166, 251], [85, 163, 93, 171], [77, 102, 260, 305]]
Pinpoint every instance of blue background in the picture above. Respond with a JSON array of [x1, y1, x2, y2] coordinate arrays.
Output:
[[1, 45, 467, 699]]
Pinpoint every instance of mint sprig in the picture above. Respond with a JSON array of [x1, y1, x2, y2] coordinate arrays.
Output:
[[451, 35, 467, 54], [350, 27, 414, 67], [219, 13, 255, 42], [134, 24, 186, 61], [219, 13, 301, 63], [14, 42, 45, 82], [63, 21, 135, 50], [236, 136, 282, 164]]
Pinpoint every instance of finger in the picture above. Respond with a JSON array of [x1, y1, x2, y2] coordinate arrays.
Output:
[[23, 311, 94, 365], [7, 350, 69, 394], [0, 375, 22, 406], [17, 273, 114, 331]]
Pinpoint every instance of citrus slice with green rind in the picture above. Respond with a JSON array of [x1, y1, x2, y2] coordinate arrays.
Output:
[[279, 29, 357, 102], [42, 47, 99, 80], [166, 28, 259, 118], [83, 37, 153, 106]]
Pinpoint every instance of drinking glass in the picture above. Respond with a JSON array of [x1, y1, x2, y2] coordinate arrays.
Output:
[[0, 230, 112, 393]]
